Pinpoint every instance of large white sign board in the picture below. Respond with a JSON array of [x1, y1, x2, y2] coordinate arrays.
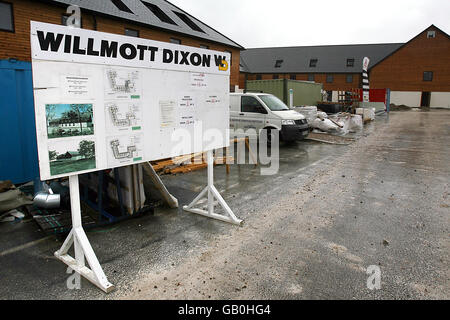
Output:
[[31, 22, 230, 180]]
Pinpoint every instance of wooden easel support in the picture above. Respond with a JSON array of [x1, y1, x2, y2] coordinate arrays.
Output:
[[183, 151, 243, 226], [54, 175, 115, 293]]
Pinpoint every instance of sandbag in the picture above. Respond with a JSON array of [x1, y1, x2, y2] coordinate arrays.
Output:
[[310, 118, 339, 132], [349, 115, 363, 131]]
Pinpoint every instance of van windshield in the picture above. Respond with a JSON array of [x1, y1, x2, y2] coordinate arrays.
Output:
[[258, 95, 290, 111]]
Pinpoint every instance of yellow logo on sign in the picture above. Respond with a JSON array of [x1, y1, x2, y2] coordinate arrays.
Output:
[[219, 59, 229, 71]]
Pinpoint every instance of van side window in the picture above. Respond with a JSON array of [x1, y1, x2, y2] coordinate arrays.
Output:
[[241, 96, 266, 113]]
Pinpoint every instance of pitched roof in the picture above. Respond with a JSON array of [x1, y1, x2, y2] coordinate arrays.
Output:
[[240, 43, 403, 74], [369, 24, 450, 70], [40, 0, 243, 49]]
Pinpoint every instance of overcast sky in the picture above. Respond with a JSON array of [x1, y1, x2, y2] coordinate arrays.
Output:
[[169, 0, 450, 48]]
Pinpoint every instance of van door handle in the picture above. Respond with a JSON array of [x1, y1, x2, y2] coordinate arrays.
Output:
[[239, 113, 244, 116]]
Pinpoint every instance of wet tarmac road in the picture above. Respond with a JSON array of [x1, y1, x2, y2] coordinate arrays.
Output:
[[0, 109, 448, 299]]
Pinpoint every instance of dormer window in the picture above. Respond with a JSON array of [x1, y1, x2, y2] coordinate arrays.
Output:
[[309, 59, 318, 67], [111, 0, 134, 14], [274, 59, 283, 68], [347, 58, 355, 67], [173, 11, 205, 33], [427, 30, 436, 38]]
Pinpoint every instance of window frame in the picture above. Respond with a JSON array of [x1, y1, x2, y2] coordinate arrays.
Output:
[[346, 74, 353, 83], [0, 1, 14, 33], [241, 96, 267, 114], [346, 58, 355, 67], [326, 74, 334, 83], [256, 74, 262, 80], [290, 74, 296, 80], [173, 11, 205, 33], [423, 71, 433, 82], [273, 75, 279, 80], [111, 0, 134, 14], [142, 1, 177, 25], [307, 74, 315, 81], [170, 38, 181, 44], [309, 59, 318, 68], [125, 28, 139, 38], [427, 31, 436, 38], [274, 59, 283, 68]]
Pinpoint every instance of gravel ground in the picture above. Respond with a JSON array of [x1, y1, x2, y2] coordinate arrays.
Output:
[[0, 109, 448, 300], [122, 110, 449, 300]]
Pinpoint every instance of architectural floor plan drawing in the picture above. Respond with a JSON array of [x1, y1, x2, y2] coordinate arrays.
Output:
[[106, 135, 143, 166], [110, 139, 137, 159], [105, 102, 142, 133], [104, 68, 142, 99]]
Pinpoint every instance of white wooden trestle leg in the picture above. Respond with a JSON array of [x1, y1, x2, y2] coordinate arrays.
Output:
[[183, 150, 243, 226], [54, 175, 115, 293]]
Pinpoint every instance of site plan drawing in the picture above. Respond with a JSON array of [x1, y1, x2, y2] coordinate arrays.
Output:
[[105, 102, 142, 133], [104, 68, 142, 100], [106, 135, 143, 167]]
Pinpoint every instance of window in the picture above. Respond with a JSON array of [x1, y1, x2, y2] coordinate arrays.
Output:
[[427, 30, 436, 38], [307, 74, 315, 81], [142, 1, 177, 25], [346, 58, 355, 67], [170, 38, 181, 44], [346, 74, 353, 83], [258, 95, 289, 111], [256, 74, 262, 80], [111, 0, 134, 14], [0, 2, 14, 32], [309, 59, 318, 67], [290, 74, 296, 80], [125, 28, 139, 37], [200, 45, 209, 49], [173, 11, 204, 33], [241, 96, 266, 114], [225, 50, 232, 66], [273, 75, 279, 80], [423, 71, 433, 81], [62, 14, 69, 26], [326, 91, 332, 102], [274, 59, 283, 68], [326, 75, 334, 83]]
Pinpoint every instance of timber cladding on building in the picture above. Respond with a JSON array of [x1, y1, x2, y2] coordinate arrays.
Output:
[[0, 0, 243, 87], [240, 25, 450, 108]]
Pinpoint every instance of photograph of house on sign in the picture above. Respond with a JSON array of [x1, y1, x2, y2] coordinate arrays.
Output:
[[46, 104, 94, 139], [48, 139, 96, 176]]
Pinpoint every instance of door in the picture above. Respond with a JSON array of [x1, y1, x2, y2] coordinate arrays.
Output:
[[239, 96, 267, 135], [0, 60, 39, 183], [420, 92, 431, 107]]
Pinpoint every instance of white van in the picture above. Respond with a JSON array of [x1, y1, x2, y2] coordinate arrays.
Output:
[[229, 92, 309, 141]]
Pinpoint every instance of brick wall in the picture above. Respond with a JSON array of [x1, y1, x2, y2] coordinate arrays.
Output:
[[0, 0, 241, 86], [370, 27, 450, 91]]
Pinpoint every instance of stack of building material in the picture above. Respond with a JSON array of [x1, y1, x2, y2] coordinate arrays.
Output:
[[151, 153, 233, 175], [293, 106, 318, 124]]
